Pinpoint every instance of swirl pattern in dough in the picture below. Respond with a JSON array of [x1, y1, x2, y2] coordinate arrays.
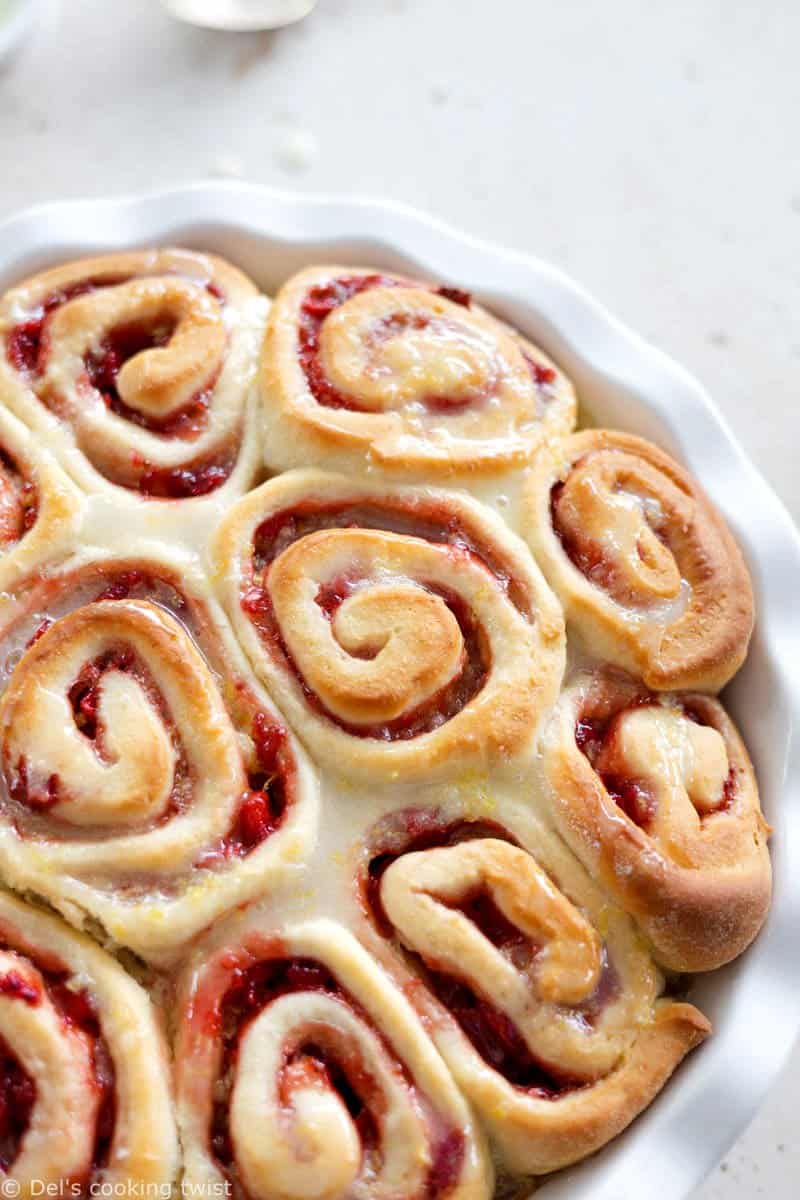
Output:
[[0, 249, 266, 500], [0, 551, 317, 965], [212, 469, 566, 780], [539, 670, 771, 971], [175, 915, 492, 1200], [0, 403, 83, 596], [0, 246, 771, 1196], [358, 807, 709, 1175], [260, 266, 576, 476], [524, 430, 754, 690], [0, 888, 177, 1197]]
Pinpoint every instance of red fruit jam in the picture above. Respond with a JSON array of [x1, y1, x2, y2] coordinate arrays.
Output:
[[5, 645, 189, 826], [0, 1038, 36, 1170], [137, 458, 233, 500], [575, 699, 735, 826], [363, 809, 620, 1095], [297, 273, 551, 414], [0, 952, 116, 1172], [195, 713, 292, 866], [239, 496, 539, 743], [208, 954, 465, 1195], [0, 451, 37, 547], [6, 277, 130, 377], [83, 320, 216, 440]]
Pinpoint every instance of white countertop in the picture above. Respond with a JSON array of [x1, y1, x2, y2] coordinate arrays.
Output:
[[0, 1, 797, 1195]]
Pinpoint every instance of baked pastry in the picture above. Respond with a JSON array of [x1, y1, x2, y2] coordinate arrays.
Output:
[[0, 245, 772, 1197], [0, 249, 266, 500], [0, 402, 84, 595], [0, 546, 317, 965], [175, 913, 492, 1199], [211, 468, 566, 780], [524, 430, 754, 690], [540, 670, 771, 971], [0, 888, 177, 1196], [260, 265, 576, 477], [358, 803, 709, 1175]]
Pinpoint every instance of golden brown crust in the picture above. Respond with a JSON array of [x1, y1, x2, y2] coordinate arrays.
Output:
[[367, 813, 711, 1175], [524, 429, 754, 691], [540, 670, 772, 971], [488, 1000, 709, 1174], [210, 468, 566, 782], [260, 264, 576, 478], [0, 248, 265, 500], [0, 546, 318, 965], [0, 249, 772, 1193]]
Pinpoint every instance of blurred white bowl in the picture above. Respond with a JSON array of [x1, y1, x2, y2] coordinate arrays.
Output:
[[162, 0, 317, 32]]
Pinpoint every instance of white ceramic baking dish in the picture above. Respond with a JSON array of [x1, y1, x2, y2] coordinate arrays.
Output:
[[0, 182, 796, 1200]]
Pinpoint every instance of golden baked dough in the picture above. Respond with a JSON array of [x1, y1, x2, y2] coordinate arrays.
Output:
[[260, 265, 576, 477], [175, 914, 493, 1200], [359, 805, 709, 1174], [0, 401, 84, 594], [211, 468, 566, 781], [524, 429, 754, 690], [0, 546, 317, 965], [0, 249, 266, 501], [0, 889, 177, 1198], [540, 670, 771, 970], [0, 248, 772, 1196]]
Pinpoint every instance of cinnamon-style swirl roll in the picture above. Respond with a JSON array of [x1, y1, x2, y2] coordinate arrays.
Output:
[[212, 470, 565, 781], [0, 249, 266, 500], [0, 403, 83, 596], [175, 916, 492, 1200], [0, 888, 177, 1197], [539, 670, 771, 971], [524, 430, 754, 690], [0, 550, 317, 965], [359, 807, 708, 1175], [0, 241, 772, 1195], [260, 266, 576, 477]]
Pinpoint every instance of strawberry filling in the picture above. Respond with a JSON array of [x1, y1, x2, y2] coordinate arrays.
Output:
[[207, 955, 465, 1196], [297, 273, 554, 413], [0, 954, 116, 1172], [83, 319, 216, 440], [240, 496, 538, 742], [575, 699, 737, 827], [6, 273, 235, 499], [362, 810, 619, 1095]]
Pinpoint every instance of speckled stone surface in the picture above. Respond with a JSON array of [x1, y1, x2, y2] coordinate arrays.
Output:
[[0, 1, 796, 1195]]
